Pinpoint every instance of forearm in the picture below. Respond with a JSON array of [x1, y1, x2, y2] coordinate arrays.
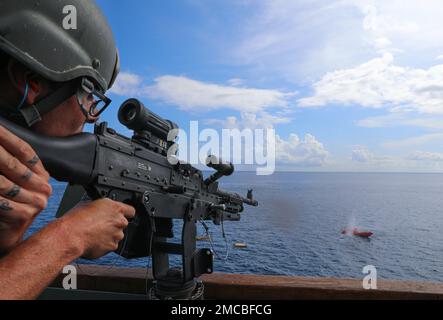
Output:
[[0, 218, 84, 300], [0, 218, 37, 255]]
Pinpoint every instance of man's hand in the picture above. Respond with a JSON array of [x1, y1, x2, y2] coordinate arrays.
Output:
[[0, 126, 52, 253], [60, 198, 136, 259]]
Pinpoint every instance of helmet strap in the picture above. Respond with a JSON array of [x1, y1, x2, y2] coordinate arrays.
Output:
[[18, 80, 78, 127]]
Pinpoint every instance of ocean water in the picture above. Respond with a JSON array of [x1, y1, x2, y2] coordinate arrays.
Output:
[[27, 172, 443, 282]]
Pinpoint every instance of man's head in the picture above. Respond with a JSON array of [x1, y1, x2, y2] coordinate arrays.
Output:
[[0, 57, 94, 136], [0, 0, 119, 136]]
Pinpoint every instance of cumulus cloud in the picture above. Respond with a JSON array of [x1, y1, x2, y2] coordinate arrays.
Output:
[[275, 134, 329, 166], [110, 72, 295, 113], [205, 113, 329, 167], [298, 53, 443, 115], [351, 146, 374, 163]]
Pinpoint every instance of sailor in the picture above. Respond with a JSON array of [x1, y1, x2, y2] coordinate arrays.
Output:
[[0, 0, 135, 299]]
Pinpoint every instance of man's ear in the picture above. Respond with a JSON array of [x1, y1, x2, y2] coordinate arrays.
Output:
[[7, 59, 42, 104], [26, 77, 41, 104]]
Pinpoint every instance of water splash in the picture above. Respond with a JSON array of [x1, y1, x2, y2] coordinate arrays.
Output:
[[343, 212, 357, 236]]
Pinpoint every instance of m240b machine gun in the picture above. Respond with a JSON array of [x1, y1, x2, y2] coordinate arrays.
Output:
[[0, 98, 258, 299]]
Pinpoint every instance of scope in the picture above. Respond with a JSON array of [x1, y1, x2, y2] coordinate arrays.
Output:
[[118, 98, 178, 141]]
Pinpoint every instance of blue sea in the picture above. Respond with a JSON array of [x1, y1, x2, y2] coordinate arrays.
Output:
[[27, 172, 443, 282]]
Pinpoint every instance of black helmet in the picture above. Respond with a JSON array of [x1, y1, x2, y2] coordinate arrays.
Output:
[[0, 0, 119, 126]]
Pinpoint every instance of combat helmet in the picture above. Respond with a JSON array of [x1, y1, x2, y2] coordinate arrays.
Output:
[[0, 0, 119, 126]]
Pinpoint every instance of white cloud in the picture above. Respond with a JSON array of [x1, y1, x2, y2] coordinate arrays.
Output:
[[276, 134, 329, 166], [351, 146, 374, 163], [356, 1, 419, 49], [109, 72, 143, 96], [232, 0, 369, 81], [111, 72, 330, 168], [205, 112, 291, 130], [349, 0, 443, 54], [382, 133, 443, 149], [372, 37, 392, 51], [340, 146, 443, 171], [298, 53, 443, 115], [111, 72, 295, 113], [146, 76, 295, 112], [205, 113, 328, 167], [356, 113, 443, 129], [407, 151, 443, 162], [228, 0, 443, 82], [351, 145, 394, 165], [227, 78, 245, 86]]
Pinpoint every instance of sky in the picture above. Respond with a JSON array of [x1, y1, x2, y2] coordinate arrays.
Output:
[[94, 0, 443, 172]]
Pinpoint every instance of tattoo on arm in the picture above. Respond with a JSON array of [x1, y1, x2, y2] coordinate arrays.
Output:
[[27, 155, 40, 167], [5, 185, 20, 198], [21, 169, 33, 181], [0, 200, 12, 211]]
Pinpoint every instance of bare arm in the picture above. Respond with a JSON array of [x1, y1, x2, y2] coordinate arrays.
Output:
[[0, 218, 82, 299], [0, 198, 135, 300]]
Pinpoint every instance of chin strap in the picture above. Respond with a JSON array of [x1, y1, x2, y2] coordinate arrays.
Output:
[[18, 81, 78, 127]]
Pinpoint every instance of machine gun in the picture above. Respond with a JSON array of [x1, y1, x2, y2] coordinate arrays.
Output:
[[0, 98, 258, 299]]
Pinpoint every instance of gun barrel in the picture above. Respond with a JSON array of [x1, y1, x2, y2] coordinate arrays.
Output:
[[216, 189, 258, 207], [242, 197, 259, 207]]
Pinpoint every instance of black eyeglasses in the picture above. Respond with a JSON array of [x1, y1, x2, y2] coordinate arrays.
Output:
[[77, 78, 112, 122]]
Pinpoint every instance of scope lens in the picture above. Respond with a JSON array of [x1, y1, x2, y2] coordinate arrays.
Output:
[[123, 104, 137, 122]]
